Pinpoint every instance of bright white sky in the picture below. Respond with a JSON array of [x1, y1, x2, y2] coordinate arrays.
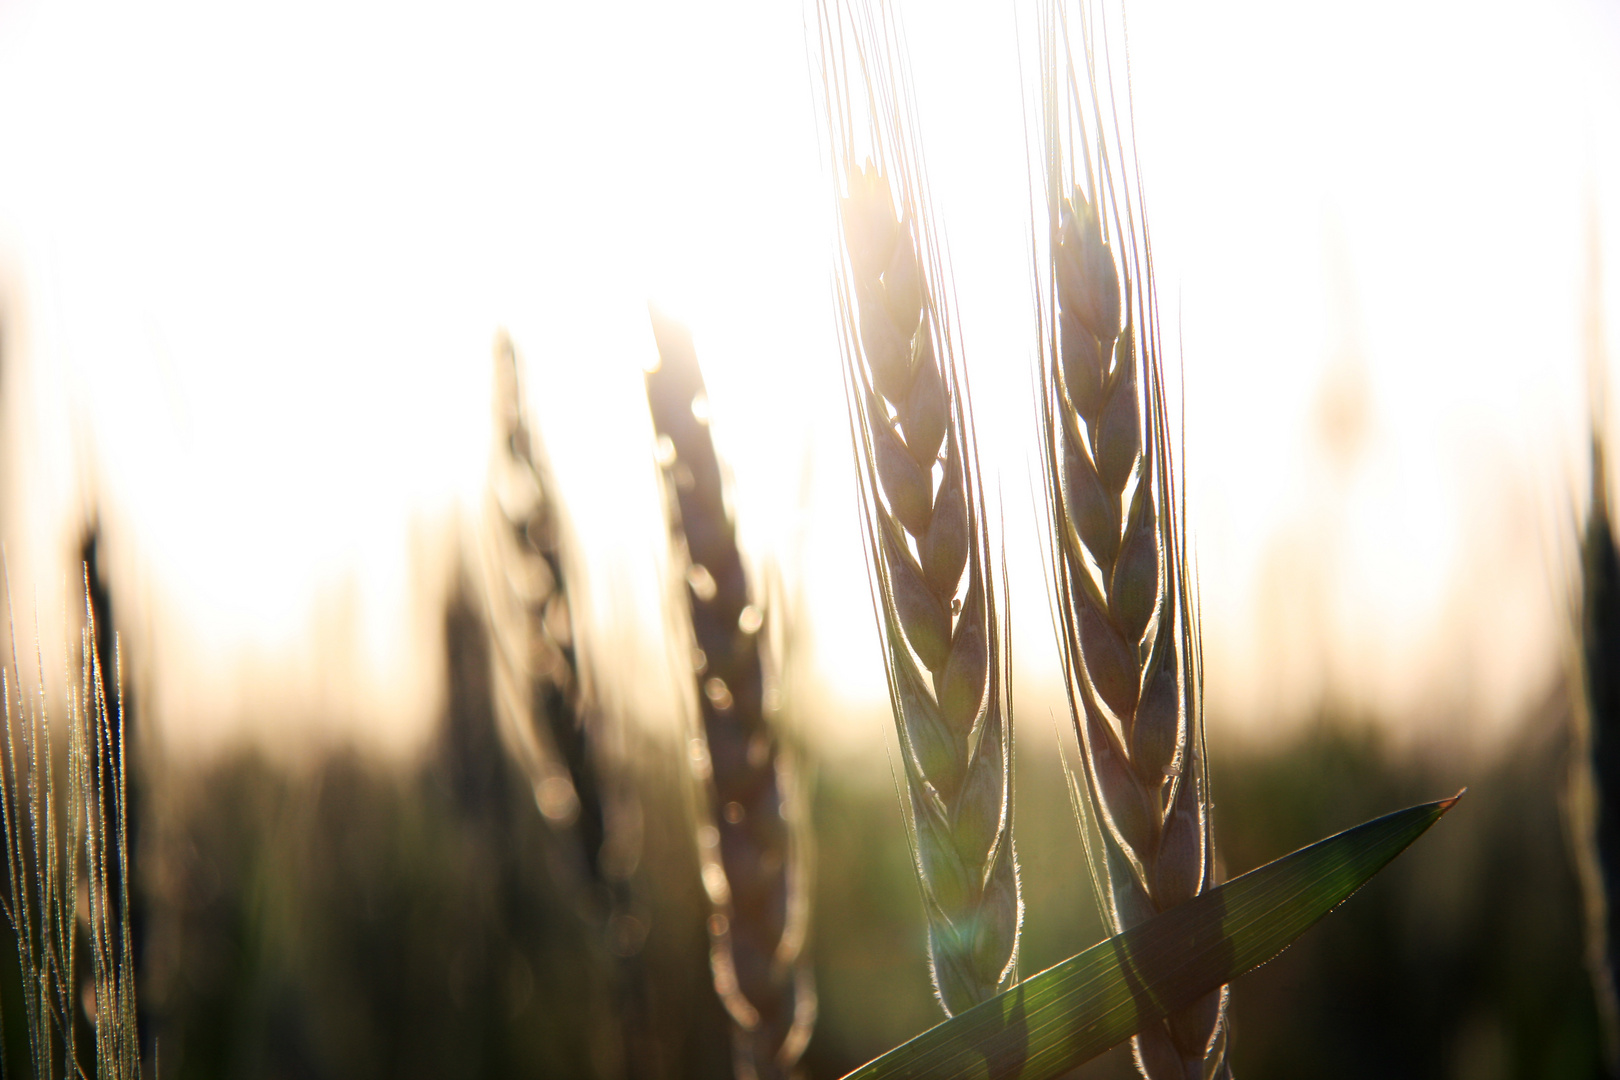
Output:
[[0, 0, 1616, 759]]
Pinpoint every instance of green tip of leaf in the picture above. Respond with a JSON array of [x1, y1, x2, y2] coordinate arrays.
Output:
[[842, 796, 1456, 1080]]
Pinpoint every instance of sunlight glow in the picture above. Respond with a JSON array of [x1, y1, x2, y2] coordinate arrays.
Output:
[[0, 0, 1615, 755]]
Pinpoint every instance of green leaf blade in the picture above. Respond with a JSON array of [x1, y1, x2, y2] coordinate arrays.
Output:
[[844, 794, 1461, 1080]]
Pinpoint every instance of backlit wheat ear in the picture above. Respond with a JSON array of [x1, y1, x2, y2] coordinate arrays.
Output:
[[646, 313, 815, 1080], [1574, 415, 1620, 1073], [481, 333, 617, 900], [1035, 2, 1231, 1076], [818, 0, 1022, 1018]]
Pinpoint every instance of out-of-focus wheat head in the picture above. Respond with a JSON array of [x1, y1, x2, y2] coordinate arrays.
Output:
[[645, 313, 815, 1080], [1035, 3, 1230, 1077], [1572, 231, 1620, 1075], [816, 0, 1021, 1019], [1574, 431, 1620, 1076], [480, 333, 631, 907]]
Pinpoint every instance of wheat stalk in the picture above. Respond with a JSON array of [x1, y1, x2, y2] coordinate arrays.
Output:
[[1035, 3, 1230, 1076], [645, 312, 815, 1080], [817, 0, 1021, 1018]]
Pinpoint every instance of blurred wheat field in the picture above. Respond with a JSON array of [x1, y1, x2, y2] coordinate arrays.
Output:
[[0, 0, 1617, 1077]]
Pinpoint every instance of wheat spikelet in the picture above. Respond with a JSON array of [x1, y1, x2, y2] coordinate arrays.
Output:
[[816, 0, 1021, 1018], [645, 313, 814, 1080], [1035, 3, 1230, 1076], [480, 333, 624, 905]]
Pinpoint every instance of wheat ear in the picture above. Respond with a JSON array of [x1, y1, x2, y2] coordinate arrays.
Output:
[[646, 313, 814, 1080], [481, 333, 621, 901], [817, 0, 1021, 1018], [1575, 421, 1620, 1076], [1036, 3, 1230, 1076]]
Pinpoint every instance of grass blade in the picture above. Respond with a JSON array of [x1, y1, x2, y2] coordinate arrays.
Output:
[[842, 793, 1461, 1080]]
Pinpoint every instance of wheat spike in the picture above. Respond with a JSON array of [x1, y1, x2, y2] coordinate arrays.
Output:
[[817, 0, 1021, 1018], [481, 333, 622, 903], [1036, 3, 1230, 1076], [646, 313, 815, 1080], [1576, 432, 1620, 1077], [1573, 231, 1620, 1074]]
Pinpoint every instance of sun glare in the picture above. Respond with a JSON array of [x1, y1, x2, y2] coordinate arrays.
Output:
[[0, 0, 1616, 755]]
